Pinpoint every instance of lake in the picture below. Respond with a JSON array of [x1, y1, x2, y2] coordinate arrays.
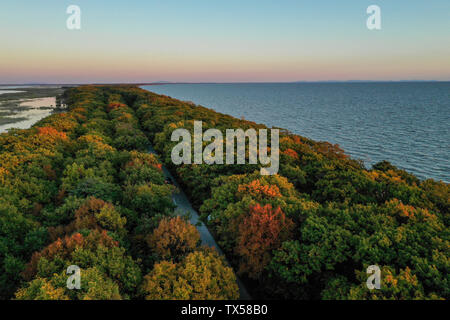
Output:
[[0, 90, 24, 95], [0, 97, 56, 133], [142, 82, 450, 183]]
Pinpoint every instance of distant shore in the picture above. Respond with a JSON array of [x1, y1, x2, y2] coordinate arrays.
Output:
[[1, 80, 449, 87]]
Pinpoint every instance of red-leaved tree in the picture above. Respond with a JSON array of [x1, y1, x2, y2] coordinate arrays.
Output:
[[234, 204, 294, 279]]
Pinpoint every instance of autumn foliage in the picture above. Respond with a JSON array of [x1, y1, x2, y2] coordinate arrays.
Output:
[[125, 85, 448, 300], [141, 250, 239, 300], [282, 148, 299, 160], [2, 85, 447, 300], [73, 197, 126, 234], [237, 180, 282, 199], [147, 217, 200, 260], [23, 230, 118, 281], [2, 86, 242, 300], [234, 204, 294, 279], [37, 126, 68, 141]]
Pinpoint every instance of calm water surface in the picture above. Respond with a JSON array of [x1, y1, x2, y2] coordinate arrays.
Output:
[[142, 83, 450, 183]]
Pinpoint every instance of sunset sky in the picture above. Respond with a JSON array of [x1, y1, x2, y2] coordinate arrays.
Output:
[[1, 0, 449, 84]]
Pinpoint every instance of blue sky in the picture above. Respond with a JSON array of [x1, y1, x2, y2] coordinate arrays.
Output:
[[1, 0, 449, 83]]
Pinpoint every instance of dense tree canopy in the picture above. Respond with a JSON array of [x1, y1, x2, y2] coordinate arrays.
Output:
[[1, 85, 447, 300], [122, 85, 448, 300], [141, 249, 239, 300], [0, 86, 239, 300]]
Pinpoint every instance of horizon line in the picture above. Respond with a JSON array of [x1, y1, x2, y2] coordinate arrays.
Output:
[[1, 80, 450, 86]]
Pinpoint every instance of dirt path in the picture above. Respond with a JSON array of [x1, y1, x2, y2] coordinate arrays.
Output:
[[148, 146, 251, 300]]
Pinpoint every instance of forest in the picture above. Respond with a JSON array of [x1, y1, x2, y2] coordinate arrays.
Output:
[[0, 85, 448, 300]]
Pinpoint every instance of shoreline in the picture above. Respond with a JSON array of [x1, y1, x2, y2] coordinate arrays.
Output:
[[0, 87, 64, 133], [140, 83, 449, 183]]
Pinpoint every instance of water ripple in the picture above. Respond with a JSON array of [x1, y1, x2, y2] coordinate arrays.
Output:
[[142, 83, 450, 183]]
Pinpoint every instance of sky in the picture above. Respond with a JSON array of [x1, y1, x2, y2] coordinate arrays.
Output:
[[1, 0, 449, 83]]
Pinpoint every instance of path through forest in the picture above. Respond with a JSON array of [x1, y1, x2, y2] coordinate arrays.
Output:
[[148, 146, 251, 300]]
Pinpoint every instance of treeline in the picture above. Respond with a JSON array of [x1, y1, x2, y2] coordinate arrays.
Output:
[[0, 86, 239, 300], [105, 85, 448, 300]]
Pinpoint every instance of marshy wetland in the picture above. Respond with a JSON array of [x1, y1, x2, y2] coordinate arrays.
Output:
[[0, 86, 66, 133]]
